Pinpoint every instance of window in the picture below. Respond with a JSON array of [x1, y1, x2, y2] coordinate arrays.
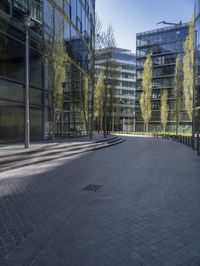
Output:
[[0, 33, 25, 82], [0, 100, 24, 141], [71, 0, 77, 25], [0, 0, 12, 15], [0, 79, 23, 102]]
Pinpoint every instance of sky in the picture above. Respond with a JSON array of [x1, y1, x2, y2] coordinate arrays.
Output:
[[96, 0, 194, 53]]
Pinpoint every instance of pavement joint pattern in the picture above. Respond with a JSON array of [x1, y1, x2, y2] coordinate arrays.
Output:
[[0, 136, 199, 265]]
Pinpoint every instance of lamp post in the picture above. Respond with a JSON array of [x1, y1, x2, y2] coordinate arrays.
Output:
[[23, 15, 34, 148]]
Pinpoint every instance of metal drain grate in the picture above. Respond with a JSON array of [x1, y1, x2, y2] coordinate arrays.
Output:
[[83, 184, 102, 192]]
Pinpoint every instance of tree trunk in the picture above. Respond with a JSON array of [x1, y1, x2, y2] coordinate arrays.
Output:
[[100, 115, 103, 133], [175, 98, 179, 136], [112, 106, 115, 132], [61, 111, 64, 137], [52, 99, 56, 143]]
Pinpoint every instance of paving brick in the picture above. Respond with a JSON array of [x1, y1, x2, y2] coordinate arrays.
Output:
[[0, 136, 199, 265]]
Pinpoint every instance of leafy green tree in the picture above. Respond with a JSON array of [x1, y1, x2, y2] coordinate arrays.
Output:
[[42, 10, 70, 141], [174, 55, 183, 134], [161, 89, 169, 133], [94, 71, 104, 132], [183, 15, 194, 122], [82, 74, 89, 132], [140, 54, 152, 132]]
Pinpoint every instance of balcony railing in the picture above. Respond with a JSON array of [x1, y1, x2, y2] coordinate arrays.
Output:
[[13, 0, 42, 22], [14, 0, 27, 12], [30, 0, 42, 22]]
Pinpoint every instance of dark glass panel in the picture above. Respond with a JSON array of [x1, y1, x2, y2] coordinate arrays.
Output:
[[0, 100, 24, 142], [0, 33, 25, 82], [30, 49, 42, 88], [71, 0, 77, 25], [30, 107, 42, 138], [30, 88, 42, 105], [0, 79, 24, 102], [195, 0, 200, 18], [0, 0, 12, 15]]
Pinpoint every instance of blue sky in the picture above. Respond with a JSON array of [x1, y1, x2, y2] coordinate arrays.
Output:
[[96, 0, 194, 53]]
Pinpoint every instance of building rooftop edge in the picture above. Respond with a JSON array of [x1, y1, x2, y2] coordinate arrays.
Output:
[[96, 47, 135, 56], [136, 22, 189, 37]]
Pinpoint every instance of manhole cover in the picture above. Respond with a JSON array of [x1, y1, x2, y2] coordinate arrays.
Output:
[[83, 184, 102, 192]]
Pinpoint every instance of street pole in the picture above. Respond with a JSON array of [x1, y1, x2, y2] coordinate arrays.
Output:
[[25, 24, 30, 148], [23, 13, 34, 149], [24, 15, 31, 148]]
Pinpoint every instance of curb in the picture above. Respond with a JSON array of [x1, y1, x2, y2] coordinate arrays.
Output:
[[0, 137, 125, 173]]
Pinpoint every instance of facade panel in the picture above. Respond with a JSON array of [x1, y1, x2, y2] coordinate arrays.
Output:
[[95, 47, 136, 131], [136, 23, 190, 132], [0, 0, 95, 142]]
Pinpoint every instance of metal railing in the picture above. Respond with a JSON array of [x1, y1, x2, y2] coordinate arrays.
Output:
[[136, 23, 189, 37], [13, 0, 42, 22], [30, 0, 42, 22], [153, 133, 200, 156], [14, 0, 27, 12]]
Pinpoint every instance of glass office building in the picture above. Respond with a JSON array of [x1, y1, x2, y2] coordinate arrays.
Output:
[[44, 0, 95, 135], [95, 47, 136, 131], [0, 0, 44, 142], [0, 0, 95, 142], [195, 0, 200, 138], [136, 23, 190, 132]]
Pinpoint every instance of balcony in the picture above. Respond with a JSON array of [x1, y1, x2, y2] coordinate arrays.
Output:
[[30, 0, 42, 22], [13, 0, 42, 22]]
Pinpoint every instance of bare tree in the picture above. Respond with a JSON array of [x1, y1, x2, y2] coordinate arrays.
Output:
[[95, 14, 103, 50], [94, 16, 117, 136], [101, 24, 116, 136], [107, 59, 118, 132]]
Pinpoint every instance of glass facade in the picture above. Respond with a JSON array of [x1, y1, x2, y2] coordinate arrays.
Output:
[[136, 24, 190, 132], [0, 0, 44, 142], [43, 0, 95, 135], [195, 0, 200, 136], [0, 0, 95, 142], [95, 48, 136, 131]]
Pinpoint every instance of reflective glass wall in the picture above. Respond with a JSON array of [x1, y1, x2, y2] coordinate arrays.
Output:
[[95, 48, 136, 131], [43, 0, 95, 134], [136, 24, 190, 132], [0, 0, 45, 142], [0, 0, 95, 142]]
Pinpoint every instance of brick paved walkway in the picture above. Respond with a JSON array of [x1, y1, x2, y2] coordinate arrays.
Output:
[[0, 136, 200, 266]]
